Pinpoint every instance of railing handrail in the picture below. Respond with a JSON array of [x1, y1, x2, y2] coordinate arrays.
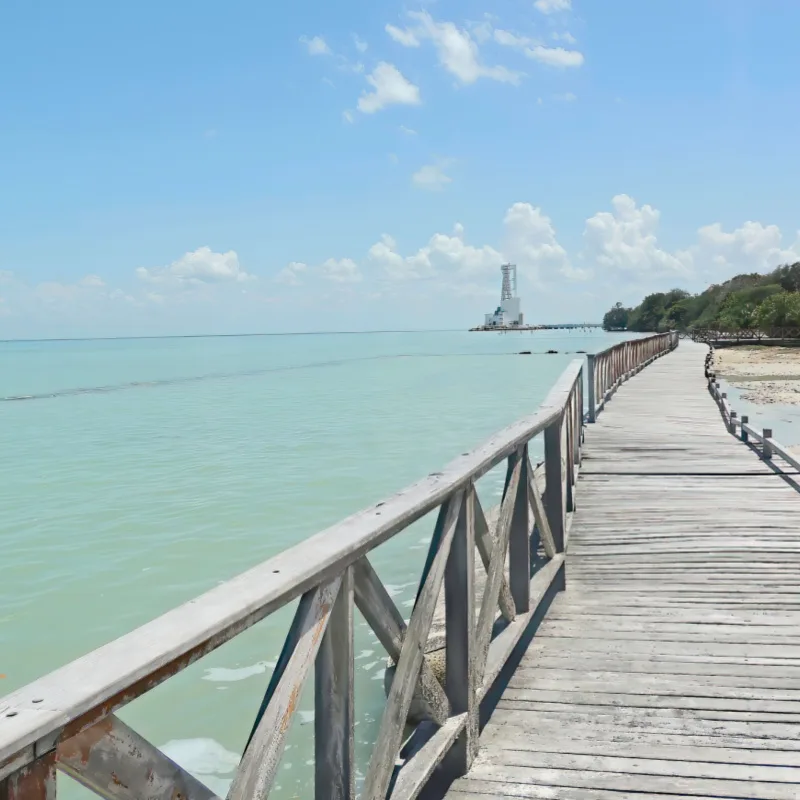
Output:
[[586, 331, 678, 423], [706, 355, 800, 474], [0, 359, 580, 765]]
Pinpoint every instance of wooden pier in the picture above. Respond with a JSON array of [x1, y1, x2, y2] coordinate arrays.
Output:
[[449, 339, 800, 800], [5, 331, 800, 800]]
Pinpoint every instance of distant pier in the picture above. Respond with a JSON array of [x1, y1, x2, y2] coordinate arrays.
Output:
[[470, 322, 603, 332]]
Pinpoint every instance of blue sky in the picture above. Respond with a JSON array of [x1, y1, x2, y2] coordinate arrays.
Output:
[[2, 0, 799, 337]]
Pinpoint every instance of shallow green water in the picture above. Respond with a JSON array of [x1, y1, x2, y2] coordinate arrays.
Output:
[[0, 329, 633, 798]]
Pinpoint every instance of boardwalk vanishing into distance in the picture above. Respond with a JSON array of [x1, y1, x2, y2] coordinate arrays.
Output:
[[449, 340, 800, 800], [5, 332, 800, 800]]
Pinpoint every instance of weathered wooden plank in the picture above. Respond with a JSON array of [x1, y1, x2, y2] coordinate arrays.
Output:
[[491, 705, 800, 740], [543, 416, 564, 553], [362, 492, 463, 800], [58, 715, 218, 800], [479, 556, 564, 698], [1, 753, 56, 800], [390, 715, 467, 800], [474, 458, 522, 682], [229, 577, 341, 800], [507, 449, 531, 614], [482, 747, 800, 784], [315, 567, 354, 800], [450, 788, 719, 800], [463, 762, 798, 800], [526, 455, 555, 559], [444, 486, 477, 773], [352, 557, 449, 726], [501, 687, 800, 714], [473, 498, 515, 624], [482, 730, 800, 766]]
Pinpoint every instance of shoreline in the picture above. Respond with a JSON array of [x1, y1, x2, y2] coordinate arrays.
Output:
[[712, 345, 800, 405]]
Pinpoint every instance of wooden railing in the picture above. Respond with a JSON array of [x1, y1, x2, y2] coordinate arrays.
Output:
[[707, 358, 800, 475], [694, 327, 800, 344], [0, 337, 677, 800], [586, 332, 678, 422]]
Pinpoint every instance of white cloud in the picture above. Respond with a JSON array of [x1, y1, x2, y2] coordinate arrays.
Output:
[[342, 110, 354, 124], [582, 195, 692, 280], [388, 153, 399, 165], [79, 274, 106, 287], [552, 31, 577, 44], [336, 56, 364, 74], [357, 63, 421, 114], [353, 34, 368, 53], [322, 258, 362, 283], [527, 45, 584, 68], [300, 35, 331, 56], [275, 262, 308, 286], [693, 222, 800, 275], [504, 203, 585, 281], [558, 92, 577, 102], [399, 125, 418, 135], [412, 162, 453, 191], [386, 24, 421, 48], [387, 12, 521, 85], [369, 226, 501, 281], [368, 207, 577, 284], [534, 0, 572, 14], [469, 17, 495, 44], [494, 30, 584, 69], [0, 270, 15, 283], [136, 247, 253, 286]]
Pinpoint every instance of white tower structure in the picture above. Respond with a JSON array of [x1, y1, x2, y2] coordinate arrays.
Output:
[[501, 263, 517, 302], [484, 263, 523, 326]]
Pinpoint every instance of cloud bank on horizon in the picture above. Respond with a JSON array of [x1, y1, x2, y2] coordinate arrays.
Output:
[[1, 0, 799, 336]]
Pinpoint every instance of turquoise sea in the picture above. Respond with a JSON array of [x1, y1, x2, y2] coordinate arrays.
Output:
[[1, 329, 634, 799]]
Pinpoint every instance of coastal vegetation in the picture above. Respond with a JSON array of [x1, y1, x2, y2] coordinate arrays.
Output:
[[603, 262, 800, 333]]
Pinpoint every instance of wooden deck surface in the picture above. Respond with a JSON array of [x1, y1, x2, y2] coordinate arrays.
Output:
[[448, 340, 800, 799]]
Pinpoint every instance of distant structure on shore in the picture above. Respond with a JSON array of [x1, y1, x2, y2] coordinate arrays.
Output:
[[484, 264, 523, 327], [472, 263, 601, 332]]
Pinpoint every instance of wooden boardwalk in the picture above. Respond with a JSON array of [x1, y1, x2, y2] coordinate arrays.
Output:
[[449, 341, 800, 800]]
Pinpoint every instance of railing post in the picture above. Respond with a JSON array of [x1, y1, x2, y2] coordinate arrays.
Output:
[[587, 355, 596, 423], [741, 415, 749, 443], [1, 752, 57, 800], [763, 429, 773, 460], [508, 449, 531, 613], [729, 410, 737, 435], [315, 567, 354, 800], [445, 484, 477, 772], [544, 414, 565, 553]]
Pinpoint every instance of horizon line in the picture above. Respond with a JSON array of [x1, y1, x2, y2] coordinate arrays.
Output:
[[0, 326, 604, 344], [0, 328, 463, 344]]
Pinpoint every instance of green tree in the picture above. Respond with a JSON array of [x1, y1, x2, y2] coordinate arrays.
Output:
[[602, 302, 629, 331], [754, 292, 800, 332], [774, 262, 800, 293], [665, 299, 692, 330], [713, 285, 782, 331], [627, 293, 668, 331]]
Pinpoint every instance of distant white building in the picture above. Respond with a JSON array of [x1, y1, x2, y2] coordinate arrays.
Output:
[[484, 264, 523, 327]]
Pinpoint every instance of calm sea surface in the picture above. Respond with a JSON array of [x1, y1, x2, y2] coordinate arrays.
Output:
[[1, 329, 635, 798]]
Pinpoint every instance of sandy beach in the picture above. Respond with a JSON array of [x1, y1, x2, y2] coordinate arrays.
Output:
[[712, 346, 800, 405]]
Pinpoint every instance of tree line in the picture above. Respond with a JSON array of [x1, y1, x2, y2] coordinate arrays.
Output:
[[602, 262, 800, 333]]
